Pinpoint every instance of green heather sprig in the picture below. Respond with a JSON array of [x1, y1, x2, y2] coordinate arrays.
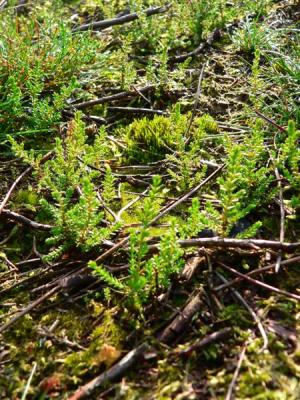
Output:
[[10, 112, 119, 260]]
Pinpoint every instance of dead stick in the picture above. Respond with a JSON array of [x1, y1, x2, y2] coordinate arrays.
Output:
[[176, 327, 232, 356], [274, 165, 285, 272], [74, 4, 171, 32], [178, 237, 300, 252], [0, 166, 31, 214], [184, 63, 206, 145], [63, 165, 224, 280], [158, 291, 204, 344], [67, 343, 148, 400], [0, 286, 60, 334], [214, 256, 300, 292], [170, 28, 220, 63], [69, 292, 203, 398], [256, 111, 287, 271], [0, 0, 7, 10], [218, 262, 300, 301], [70, 85, 155, 110], [0, 151, 53, 214], [107, 106, 168, 116], [151, 164, 225, 225], [1, 209, 53, 231], [180, 256, 204, 281], [254, 110, 286, 133], [37, 327, 86, 351]]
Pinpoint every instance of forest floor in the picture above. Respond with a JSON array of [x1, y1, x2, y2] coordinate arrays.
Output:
[[0, 1, 299, 399]]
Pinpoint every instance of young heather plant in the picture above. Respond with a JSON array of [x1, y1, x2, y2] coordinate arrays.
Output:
[[0, 11, 98, 144], [91, 176, 184, 312], [10, 113, 119, 260]]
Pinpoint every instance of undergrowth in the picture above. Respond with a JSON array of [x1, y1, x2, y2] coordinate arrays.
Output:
[[0, 0, 299, 399]]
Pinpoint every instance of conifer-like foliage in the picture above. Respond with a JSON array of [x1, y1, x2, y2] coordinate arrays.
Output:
[[10, 113, 119, 260], [0, 8, 99, 144]]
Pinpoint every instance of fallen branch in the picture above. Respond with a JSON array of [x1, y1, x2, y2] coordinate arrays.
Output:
[[214, 256, 300, 292], [254, 110, 286, 133], [185, 62, 206, 145], [21, 361, 37, 400], [1, 209, 53, 231], [69, 290, 204, 397], [74, 4, 171, 32], [70, 85, 155, 110], [175, 327, 232, 356], [151, 163, 225, 225], [218, 262, 300, 302], [170, 12, 256, 64], [60, 165, 224, 283], [216, 272, 268, 351], [180, 256, 204, 281], [107, 106, 168, 116], [170, 28, 221, 63], [0, 286, 60, 335], [0, 0, 7, 11], [158, 290, 204, 344], [37, 326, 86, 351], [0, 151, 52, 214], [178, 237, 300, 252], [68, 343, 148, 400], [275, 165, 285, 272], [225, 343, 247, 400]]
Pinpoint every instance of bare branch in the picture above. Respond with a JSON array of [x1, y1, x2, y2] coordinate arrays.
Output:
[[0, 151, 52, 214], [178, 237, 300, 252], [74, 4, 171, 32], [158, 290, 204, 344], [214, 256, 300, 292], [0, 286, 60, 335], [68, 343, 148, 400], [225, 343, 247, 400], [216, 271, 268, 351], [1, 209, 53, 231], [70, 85, 155, 110], [218, 262, 300, 302]]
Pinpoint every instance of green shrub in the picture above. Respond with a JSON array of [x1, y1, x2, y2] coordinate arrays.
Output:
[[0, 11, 98, 143], [10, 112, 119, 260]]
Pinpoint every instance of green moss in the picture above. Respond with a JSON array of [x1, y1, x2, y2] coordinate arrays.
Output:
[[122, 113, 188, 163], [65, 307, 124, 376]]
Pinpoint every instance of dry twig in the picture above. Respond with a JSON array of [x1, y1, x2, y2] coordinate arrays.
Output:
[[218, 262, 300, 301], [175, 327, 232, 356], [178, 237, 300, 252], [0, 151, 52, 214], [214, 256, 300, 292], [70, 85, 155, 110], [1, 209, 53, 231], [68, 343, 148, 400], [158, 290, 204, 343], [74, 4, 171, 32], [0, 286, 60, 335]]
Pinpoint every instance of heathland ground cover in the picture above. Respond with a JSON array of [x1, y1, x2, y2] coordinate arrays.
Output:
[[0, 1, 299, 398]]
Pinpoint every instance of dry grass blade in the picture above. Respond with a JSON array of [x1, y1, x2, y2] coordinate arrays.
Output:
[[216, 272, 268, 351], [225, 343, 247, 400]]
